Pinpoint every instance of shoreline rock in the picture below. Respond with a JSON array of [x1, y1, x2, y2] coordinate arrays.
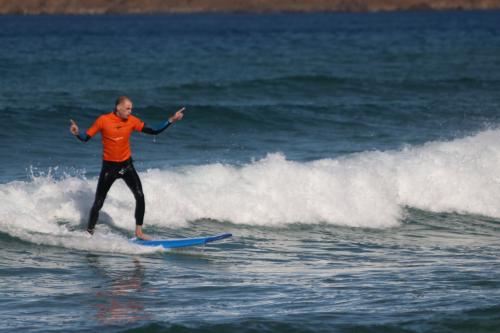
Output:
[[1, 0, 500, 15]]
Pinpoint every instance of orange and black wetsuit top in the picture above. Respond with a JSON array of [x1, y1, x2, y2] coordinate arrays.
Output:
[[76, 112, 171, 161], [87, 112, 144, 162]]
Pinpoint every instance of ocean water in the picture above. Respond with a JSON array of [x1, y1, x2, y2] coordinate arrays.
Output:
[[1, 11, 500, 333]]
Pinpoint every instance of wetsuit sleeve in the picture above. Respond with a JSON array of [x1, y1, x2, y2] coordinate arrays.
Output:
[[141, 120, 172, 135], [74, 116, 101, 142], [75, 132, 91, 142]]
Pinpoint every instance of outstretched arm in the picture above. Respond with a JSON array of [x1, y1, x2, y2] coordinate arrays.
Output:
[[142, 107, 186, 135], [69, 119, 91, 142]]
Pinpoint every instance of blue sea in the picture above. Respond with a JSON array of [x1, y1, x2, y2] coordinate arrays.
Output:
[[1, 11, 500, 333]]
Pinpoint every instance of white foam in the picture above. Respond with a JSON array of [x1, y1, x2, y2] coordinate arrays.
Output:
[[2, 128, 500, 250], [0, 176, 158, 254]]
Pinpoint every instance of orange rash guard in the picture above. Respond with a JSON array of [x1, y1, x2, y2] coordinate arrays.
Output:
[[86, 112, 145, 162]]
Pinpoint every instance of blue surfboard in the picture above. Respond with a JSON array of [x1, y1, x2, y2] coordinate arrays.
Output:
[[131, 232, 232, 249]]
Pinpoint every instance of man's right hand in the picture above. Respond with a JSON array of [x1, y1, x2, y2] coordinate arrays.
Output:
[[70, 119, 79, 135]]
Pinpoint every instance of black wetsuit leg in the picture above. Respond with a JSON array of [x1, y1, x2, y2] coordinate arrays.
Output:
[[87, 158, 145, 232], [87, 162, 119, 232], [121, 163, 145, 226]]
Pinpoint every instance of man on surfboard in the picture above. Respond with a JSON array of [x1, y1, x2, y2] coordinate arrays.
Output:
[[69, 96, 185, 240]]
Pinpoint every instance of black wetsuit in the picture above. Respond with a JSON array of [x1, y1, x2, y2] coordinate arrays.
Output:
[[88, 158, 144, 232]]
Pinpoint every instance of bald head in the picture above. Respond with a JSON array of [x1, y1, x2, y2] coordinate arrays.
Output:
[[114, 96, 133, 120], [115, 96, 132, 110]]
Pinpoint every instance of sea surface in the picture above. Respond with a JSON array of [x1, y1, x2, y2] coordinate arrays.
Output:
[[1, 11, 500, 333]]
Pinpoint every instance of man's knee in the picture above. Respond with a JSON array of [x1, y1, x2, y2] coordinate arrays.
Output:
[[133, 189, 144, 201]]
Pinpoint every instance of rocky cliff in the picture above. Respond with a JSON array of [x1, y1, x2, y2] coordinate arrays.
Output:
[[1, 0, 500, 14]]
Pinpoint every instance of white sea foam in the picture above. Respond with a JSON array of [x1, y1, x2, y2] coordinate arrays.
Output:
[[1, 129, 500, 251]]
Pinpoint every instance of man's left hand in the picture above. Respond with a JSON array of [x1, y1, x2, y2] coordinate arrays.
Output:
[[169, 107, 186, 123]]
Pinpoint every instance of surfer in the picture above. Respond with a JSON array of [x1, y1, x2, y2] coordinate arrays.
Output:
[[69, 96, 185, 240]]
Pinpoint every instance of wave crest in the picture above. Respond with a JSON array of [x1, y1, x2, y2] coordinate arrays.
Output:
[[1, 129, 500, 243]]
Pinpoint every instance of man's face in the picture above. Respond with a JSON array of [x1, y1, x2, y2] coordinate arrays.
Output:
[[116, 100, 133, 120]]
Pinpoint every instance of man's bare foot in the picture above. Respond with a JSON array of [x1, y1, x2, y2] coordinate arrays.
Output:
[[135, 232, 152, 241], [135, 225, 152, 240]]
